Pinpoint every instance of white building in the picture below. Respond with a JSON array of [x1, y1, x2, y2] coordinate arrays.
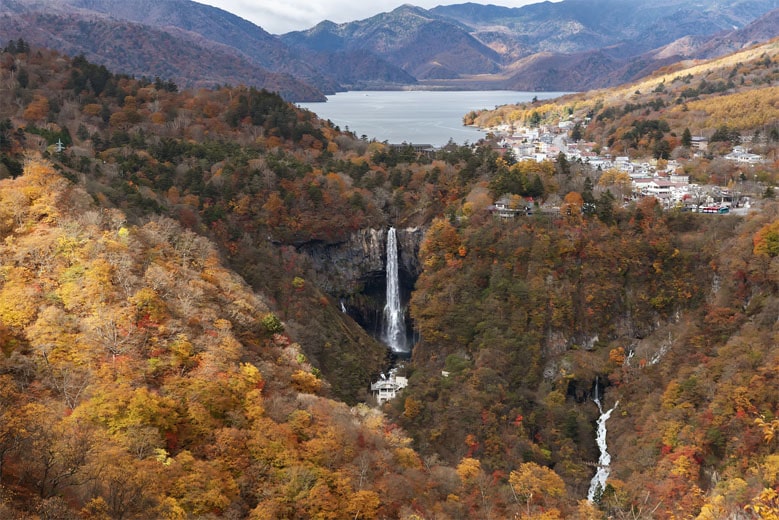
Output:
[[371, 371, 408, 405], [724, 146, 764, 164], [489, 196, 527, 219]]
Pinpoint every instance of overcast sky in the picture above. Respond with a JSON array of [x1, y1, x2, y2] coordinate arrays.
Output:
[[195, 1, 545, 35]]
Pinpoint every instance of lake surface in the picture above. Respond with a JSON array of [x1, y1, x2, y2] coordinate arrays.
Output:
[[299, 90, 567, 147]]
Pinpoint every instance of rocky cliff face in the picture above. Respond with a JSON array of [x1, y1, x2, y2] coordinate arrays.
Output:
[[298, 227, 423, 295], [298, 227, 424, 343], [396, 227, 424, 281]]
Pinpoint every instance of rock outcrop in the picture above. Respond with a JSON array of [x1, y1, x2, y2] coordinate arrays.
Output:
[[298, 227, 424, 344], [298, 227, 423, 296]]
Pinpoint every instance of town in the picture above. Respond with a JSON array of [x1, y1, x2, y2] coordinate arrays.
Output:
[[485, 119, 771, 215]]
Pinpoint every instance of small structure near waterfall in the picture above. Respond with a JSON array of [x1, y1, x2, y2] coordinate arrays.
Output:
[[370, 369, 408, 405]]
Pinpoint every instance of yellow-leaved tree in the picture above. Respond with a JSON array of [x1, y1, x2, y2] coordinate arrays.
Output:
[[509, 462, 566, 517]]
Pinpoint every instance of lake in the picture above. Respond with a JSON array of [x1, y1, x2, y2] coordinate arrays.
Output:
[[298, 90, 567, 147]]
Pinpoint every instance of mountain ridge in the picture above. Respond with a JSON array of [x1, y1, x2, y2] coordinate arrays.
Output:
[[1, 0, 778, 99], [0, 6, 329, 100]]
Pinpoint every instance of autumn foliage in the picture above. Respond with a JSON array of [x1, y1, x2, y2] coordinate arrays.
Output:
[[0, 157, 428, 518], [1, 41, 779, 519]]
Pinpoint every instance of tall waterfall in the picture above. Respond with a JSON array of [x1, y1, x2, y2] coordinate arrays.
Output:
[[588, 380, 619, 502], [383, 227, 408, 353]]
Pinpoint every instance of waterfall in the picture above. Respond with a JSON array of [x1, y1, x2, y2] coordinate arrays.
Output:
[[383, 227, 408, 353], [340, 300, 347, 313], [588, 379, 618, 502]]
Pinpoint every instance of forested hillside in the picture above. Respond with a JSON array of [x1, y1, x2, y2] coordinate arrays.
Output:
[[0, 40, 778, 519], [393, 195, 779, 518], [0, 155, 468, 519]]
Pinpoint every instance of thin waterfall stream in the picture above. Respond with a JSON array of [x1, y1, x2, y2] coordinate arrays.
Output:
[[383, 227, 408, 353], [587, 380, 619, 502]]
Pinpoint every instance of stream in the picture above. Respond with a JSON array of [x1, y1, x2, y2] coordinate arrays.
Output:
[[587, 381, 618, 502]]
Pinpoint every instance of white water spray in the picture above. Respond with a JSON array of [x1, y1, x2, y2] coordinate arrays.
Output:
[[383, 227, 408, 353], [588, 380, 618, 502]]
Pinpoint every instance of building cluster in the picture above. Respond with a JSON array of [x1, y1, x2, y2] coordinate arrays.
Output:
[[488, 121, 765, 212]]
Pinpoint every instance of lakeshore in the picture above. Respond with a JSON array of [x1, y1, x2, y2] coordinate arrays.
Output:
[[299, 90, 567, 147]]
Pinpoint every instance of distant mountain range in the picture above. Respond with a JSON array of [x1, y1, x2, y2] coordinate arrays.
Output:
[[0, 0, 777, 100]]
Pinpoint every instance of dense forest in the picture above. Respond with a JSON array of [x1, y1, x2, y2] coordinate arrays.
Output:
[[0, 39, 777, 519]]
